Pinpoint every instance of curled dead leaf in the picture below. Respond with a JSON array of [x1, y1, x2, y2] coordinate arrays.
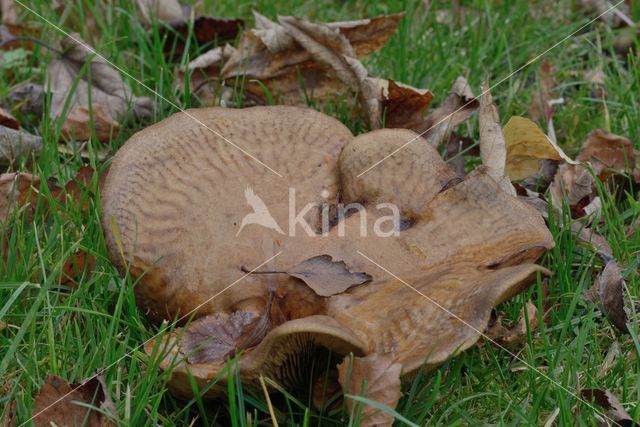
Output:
[[277, 16, 380, 128], [422, 76, 478, 147], [478, 83, 515, 195], [337, 353, 402, 427], [550, 129, 634, 216], [375, 79, 433, 130]]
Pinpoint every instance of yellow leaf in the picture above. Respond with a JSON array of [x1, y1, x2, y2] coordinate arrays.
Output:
[[503, 116, 573, 180]]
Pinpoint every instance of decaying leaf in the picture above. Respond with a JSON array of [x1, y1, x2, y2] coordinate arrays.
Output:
[[161, 16, 244, 59], [478, 82, 515, 194], [220, 13, 402, 122], [47, 34, 153, 126], [60, 103, 119, 143], [0, 107, 19, 129], [0, 172, 37, 224], [375, 79, 433, 130], [179, 310, 260, 364], [277, 16, 380, 128], [577, 129, 635, 178], [597, 261, 629, 333], [422, 76, 478, 147], [32, 375, 115, 427], [287, 255, 372, 297], [486, 301, 539, 344], [550, 129, 634, 216], [503, 116, 574, 181], [136, 0, 184, 25], [0, 125, 41, 166], [580, 389, 634, 426], [337, 353, 402, 427], [574, 224, 629, 334], [180, 44, 236, 104]]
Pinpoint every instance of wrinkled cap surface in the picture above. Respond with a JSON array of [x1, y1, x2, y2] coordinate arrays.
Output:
[[102, 106, 553, 396]]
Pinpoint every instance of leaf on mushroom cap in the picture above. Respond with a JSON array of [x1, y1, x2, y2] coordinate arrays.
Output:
[[286, 255, 371, 297], [102, 106, 553, 397]]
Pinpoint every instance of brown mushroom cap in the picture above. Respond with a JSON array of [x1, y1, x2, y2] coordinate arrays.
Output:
[[102, 106, 553, 396]]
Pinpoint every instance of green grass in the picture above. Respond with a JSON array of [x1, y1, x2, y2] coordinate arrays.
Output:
[[1, 0, 639, 425]]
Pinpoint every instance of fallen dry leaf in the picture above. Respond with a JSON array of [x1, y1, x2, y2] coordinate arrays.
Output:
[[550, 129, 634, 216], [47, 34, 152, 128], [0, 172, 37, 224], [574, 224, 629, 334], [248, 255, 372, 297], [577, 129, 635, 178], [375, 78, 433, 130], [503, 116, 574, 181], [180, 44, 236, 104], [478, 82, 515, 194], [179, 310, 259, 364], [0, 107, 19, 129], [312, 368, 342, 411], [422, 76, 478, 147], [220, 12, 402, 120], [161, 16, 244, 59], [286, 255, 372, 297], [337, 353, 402, 427], [486, 301, 539, 345], [60, 103, 119, 143], [580, 388, 634, 426], [278, 16, 380, 128], [32, 375, 115, 427], [136, 0, 184, 25], [597, 261, 629, 333], [0, 125, 42, 166]]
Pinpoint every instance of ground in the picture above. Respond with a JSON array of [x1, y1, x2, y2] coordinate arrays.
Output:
[[0, 0, 639, 425]]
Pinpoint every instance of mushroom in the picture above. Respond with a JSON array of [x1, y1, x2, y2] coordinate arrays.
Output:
[[102, 106, 553, 397]]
